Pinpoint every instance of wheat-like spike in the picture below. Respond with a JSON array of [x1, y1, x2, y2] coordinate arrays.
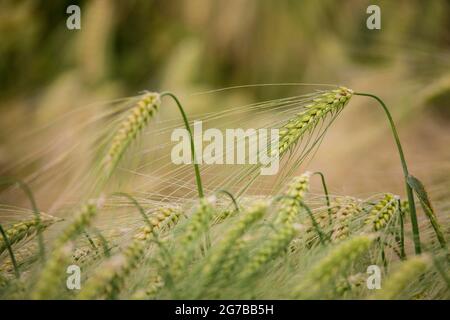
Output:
[[130, 274, 164, 300], [148, 206, 182, 234], [276, 172, 311, 225], [365, 193, 399, 231], [170, 197, 216, 279], [31, 242, 73, 300], [77, 226, 152, 300], [33, 200, 99, 297], [331, 199, 363, 242], [239, 223, 298, 279], [103, 92, 161, 176], [55, 200, 99, 248], [335, 272, 367, 296], [0, 214, 58, 256], [219, 238, 248, 281], [0, 242, 39, 274], [277, 87, 353, 156], [202, 201, 267, 283], [372, 255, 430, 300], [294, 234, 374, 298], [71, 236, 107, 266], [77, 207, 180, 300]]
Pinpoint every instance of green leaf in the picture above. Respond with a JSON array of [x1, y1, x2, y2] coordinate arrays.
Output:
[[407, 175, 447, 249]]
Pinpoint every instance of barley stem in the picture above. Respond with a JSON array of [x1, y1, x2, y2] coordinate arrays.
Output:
[[216, 189, 240, 212], [0, 224, 20, 279], [312, 172, 331, 224], [354, 92, 421, 254], [398, 199, 406, 259], [160, 92, 204, 199]]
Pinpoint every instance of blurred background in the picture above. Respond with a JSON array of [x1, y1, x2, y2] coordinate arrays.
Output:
[[0, 0, 449, 212]]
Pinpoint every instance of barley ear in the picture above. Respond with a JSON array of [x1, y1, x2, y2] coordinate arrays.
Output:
[[371, 255, 430, 300], [0, 177, 45, 262], [103, 92, 161, 179], [31, 242, 74, 300], [294, 234, 374, 299], [0, 224, 20, 279]]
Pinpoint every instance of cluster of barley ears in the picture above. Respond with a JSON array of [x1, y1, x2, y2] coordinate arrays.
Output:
[[0, 86, 448, 300]]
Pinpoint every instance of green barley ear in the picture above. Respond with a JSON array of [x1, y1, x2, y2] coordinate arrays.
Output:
[[0, 214, 58, 256], [201, 201, 268, 285], [294, 234, 374, 299], [277, 87, 353, 156], [364, 193, 399, 231], [372, 255, 430, 300], [77, 206, 180, 299], [331, 199, 362, 242], [239, 222, 300, 279], [55, 200, 100, 248], [276, 172, 311, 225], [170, 197, 216, 279], [77, 226, 153, 300], [103, 92, 161, 178], [31, 242, 74, 300]]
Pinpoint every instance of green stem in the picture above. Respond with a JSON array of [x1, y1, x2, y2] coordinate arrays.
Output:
[[398, 199, 406, 260], [0, 223, 20, 279], [0, 177, 45, 261], [355, 93, 421, 254], [312, 172, 332, 225], [216, 189, 240, 212], [160, 92, 204, 199]]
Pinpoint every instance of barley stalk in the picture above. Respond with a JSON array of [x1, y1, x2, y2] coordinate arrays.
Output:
[[354, 92, 421, 254]]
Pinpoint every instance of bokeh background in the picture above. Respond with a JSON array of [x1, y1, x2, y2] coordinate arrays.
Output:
[[0, 0, 449, 212]]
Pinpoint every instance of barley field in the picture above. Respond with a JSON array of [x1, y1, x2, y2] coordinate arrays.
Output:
[[0, 1, 449, 300]]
